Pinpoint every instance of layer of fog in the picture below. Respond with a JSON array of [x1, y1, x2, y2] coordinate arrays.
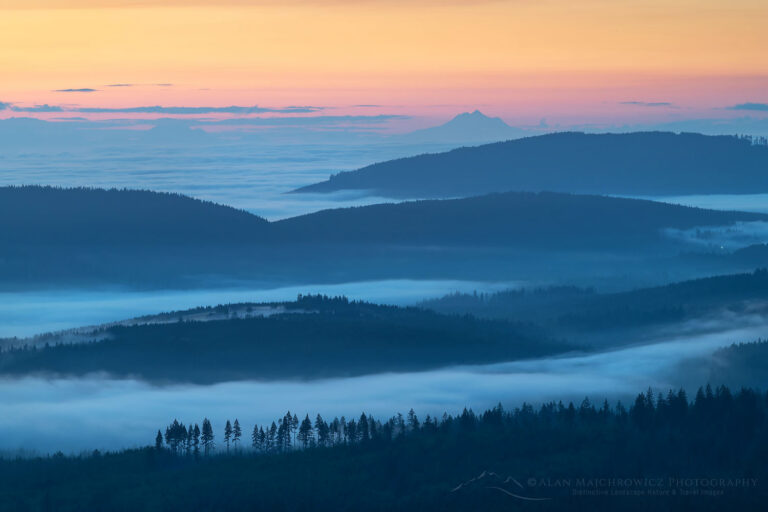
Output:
[[1, 322, 764, 455], [5, 140, 768, 222], [0, 279, 522, 339], [664, 220, 768, 250], [643, 194, 768, 215], [0, 142, 453, 220]]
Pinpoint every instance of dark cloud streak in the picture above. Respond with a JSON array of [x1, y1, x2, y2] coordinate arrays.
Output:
[[54, 88, 98, 93], [620, 101, 674, 107], [727, 103, 768, 112], [76, 105, 323, 114]]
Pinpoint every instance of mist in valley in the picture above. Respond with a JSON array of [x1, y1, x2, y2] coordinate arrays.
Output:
[[0, 279, 523, 339], [1, 315, 763, 454]]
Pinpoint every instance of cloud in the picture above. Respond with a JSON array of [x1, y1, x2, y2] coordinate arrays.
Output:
[[0, 102, 65, 113], [199, 114, 408, 126], [620, 101, 674, 108], [727, 102, 768, 112], [76, 105, 322, 114], [13, 104, 65, 113], [0, 320, 764, 453], [1, 102, 323, 115], [54, 88, 98, 93], [106, 83, 174, 87]]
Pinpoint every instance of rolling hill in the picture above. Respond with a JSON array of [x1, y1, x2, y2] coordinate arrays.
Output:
[[2, 186, 766, 288], [421, 269, 768, 343], [0, 296, 565, 383], [293, 131, 768, 198]]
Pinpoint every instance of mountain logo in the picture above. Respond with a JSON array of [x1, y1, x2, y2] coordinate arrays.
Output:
[[451, 471, 552, 501]]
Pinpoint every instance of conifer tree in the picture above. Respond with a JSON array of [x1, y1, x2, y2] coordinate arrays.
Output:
[[315, 414, 330, 447], [252, 424, 260, 450], [201, 418, 214, 455], [233, 419, 242, 450], [268, 422, 277, 452], [193, 424, 201, 457], [407, 409, 420, 431], [224, 420, 233, 452], [298, 414, 313, 448], [358, 413, 370, 442], [155, 430, 163, 451]]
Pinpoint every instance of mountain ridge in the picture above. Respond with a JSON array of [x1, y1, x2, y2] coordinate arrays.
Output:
[[293, 131, 768, 197]]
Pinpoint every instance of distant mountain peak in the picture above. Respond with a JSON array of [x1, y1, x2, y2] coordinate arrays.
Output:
[[447, 110, 508, 126], [457, 109, 490, 118], [391, 109, 520, 144]]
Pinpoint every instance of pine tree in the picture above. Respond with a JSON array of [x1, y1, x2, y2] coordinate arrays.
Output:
[[346, 419, 357, 443], [407, 409, 420, 431], [298, 414, 313, 448], [268, 422, 277, 452], [292, 413, 299, 446], [252, 424, 260, 450], [164, 419, 187, 454], [155, 430, 163, 451], [315, 414, 330, 447], [185, 427, 193, 456], [232, 419, 242, 451], [193, 424, 201, 457], [224, 420, 233, 452], [258, 427, 266, 452], [358, 413, 370, 442], [201, 418, 214, 455]]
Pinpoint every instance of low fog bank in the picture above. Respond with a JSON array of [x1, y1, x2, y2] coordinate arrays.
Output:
[[642, 193, 768, 215], [665, 220, 768, 250], [0, 140, 454, 221], [0, 279, 522, 339], [1, 322, 764, 455]]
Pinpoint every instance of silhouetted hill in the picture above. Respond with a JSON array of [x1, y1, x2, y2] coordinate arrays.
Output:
[[706, 340, 768, 389], [0, 296, 566, 383], [421, 269, 768, 340], [274, 191, 767, 249], [1, 186, 765, 288], [294, 131, 768, 197], [0, 186, 269, 246]]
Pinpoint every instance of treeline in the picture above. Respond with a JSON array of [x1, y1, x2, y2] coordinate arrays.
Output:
[[2, 383, 766, 511], [421, 269, 768, 341], [295, 131, 768, 197], [706, 340, 768, 389], [156, 383, 767, 458], [4, 184, 767, 290], [0, 295, 565, 383]]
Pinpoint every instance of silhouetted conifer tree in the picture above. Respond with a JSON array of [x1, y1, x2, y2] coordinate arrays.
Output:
[[233, 419, 242, 450], [224, 420, 232, 452], [201, 418, 214, 455]]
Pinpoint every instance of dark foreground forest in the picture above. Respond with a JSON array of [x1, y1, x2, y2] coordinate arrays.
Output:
[[1, 384, 765, 512]]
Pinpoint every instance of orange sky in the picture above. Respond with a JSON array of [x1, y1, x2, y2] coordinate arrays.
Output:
[[1, 0, 767, 121]]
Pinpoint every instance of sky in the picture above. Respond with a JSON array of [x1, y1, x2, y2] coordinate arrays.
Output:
[[1, 0, 768, 129]]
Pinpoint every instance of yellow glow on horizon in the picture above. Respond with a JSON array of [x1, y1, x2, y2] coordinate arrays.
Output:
[[1, 1, 767, 102]]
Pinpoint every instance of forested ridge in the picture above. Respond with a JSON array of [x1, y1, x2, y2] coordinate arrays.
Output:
[[295, 131, 768, 197], [0, 296, 566, 383], [421, 269, 768, 337], [1, 384, 765, 511], [2, 185, 765, 288]]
